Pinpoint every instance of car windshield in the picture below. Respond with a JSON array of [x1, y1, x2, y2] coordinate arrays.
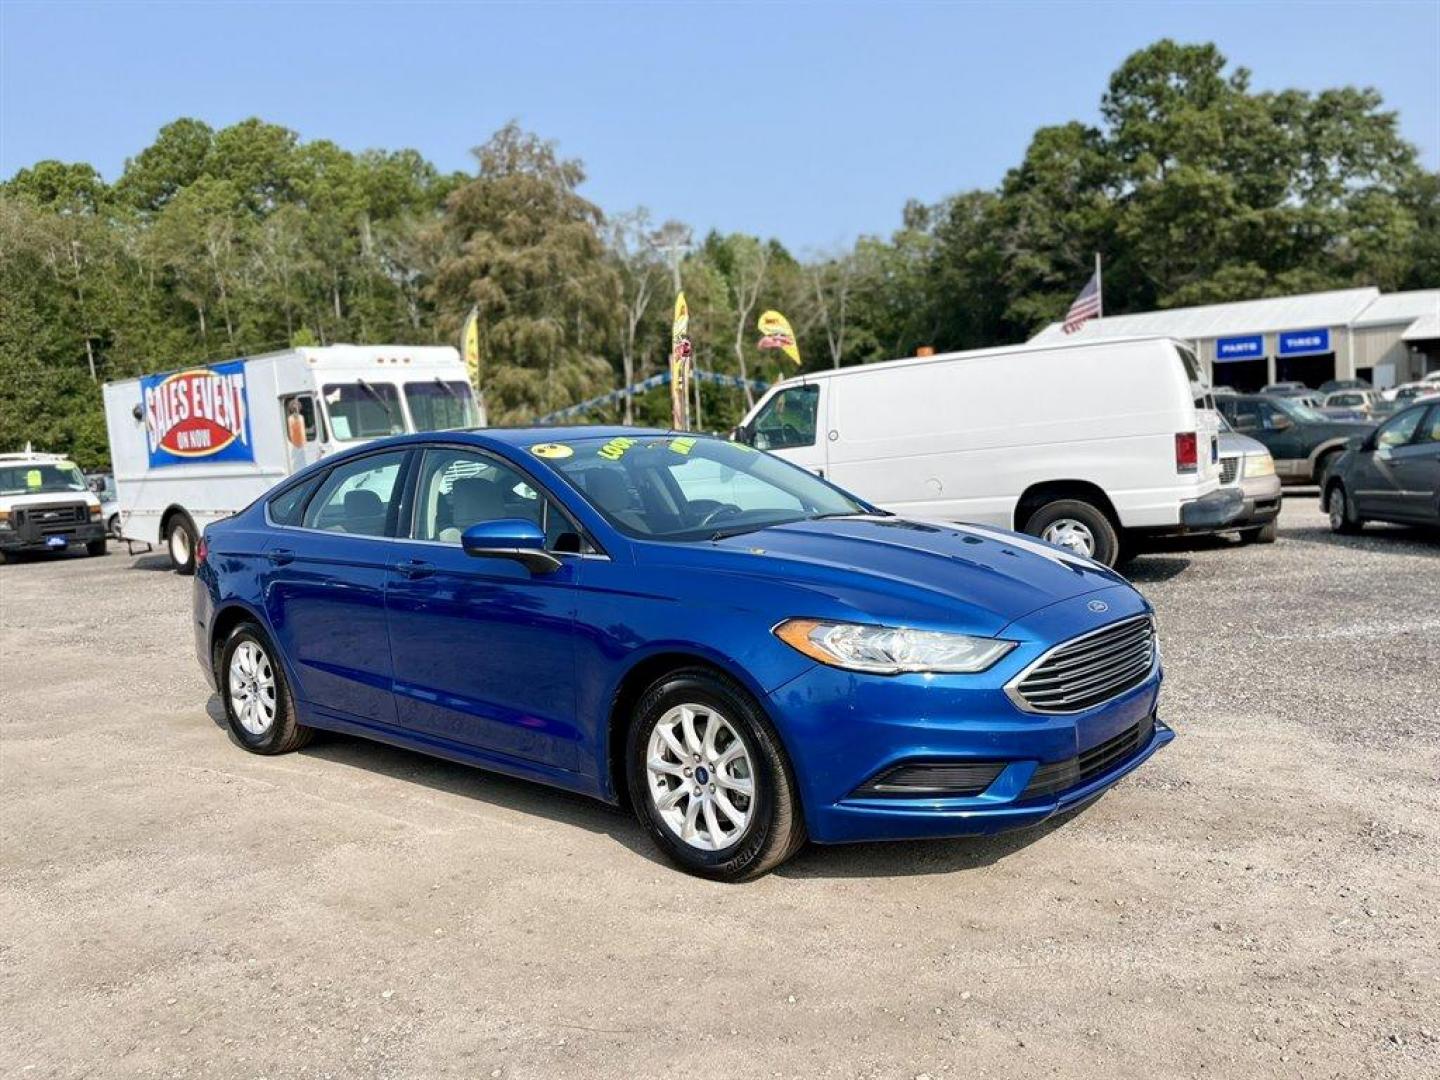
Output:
[[323, 381, 405, 441], [1273, 397, 1328, 423], [539, 434, 869, 541], [405, 380, 480, 432], [0, 462, 88, 497]]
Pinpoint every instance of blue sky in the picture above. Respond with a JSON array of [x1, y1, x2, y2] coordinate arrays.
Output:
[[2, 1, 1437, 252]]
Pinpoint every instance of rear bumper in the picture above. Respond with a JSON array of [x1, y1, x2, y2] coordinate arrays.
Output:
[[1178, 485, 1244, 530]]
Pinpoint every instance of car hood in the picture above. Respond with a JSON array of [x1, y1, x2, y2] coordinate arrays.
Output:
[[1218, 431, 1268, 456], [0, 489, 99, 510], [649, 515, 1134, 636]]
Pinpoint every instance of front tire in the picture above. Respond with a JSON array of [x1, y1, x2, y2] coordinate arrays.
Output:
[[627, 668, 805, 881], [85, 538, 107, 557], [219, 623, 312, 754], [1239, 520, 1278, 545], [166, 513, 198, 575], [1327, 485, 1362, 534], [1023, 499, 1120, 566]]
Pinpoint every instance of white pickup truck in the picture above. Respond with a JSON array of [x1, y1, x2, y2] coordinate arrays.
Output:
[[0, 450, 107, 562]]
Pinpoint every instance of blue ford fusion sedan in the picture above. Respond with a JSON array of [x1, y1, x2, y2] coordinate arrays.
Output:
[[194, 427, 1172, 880]]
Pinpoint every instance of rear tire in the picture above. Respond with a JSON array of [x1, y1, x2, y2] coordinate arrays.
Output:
[[627, 668, 805, 881], [1023, 499, 1120, 566], [85, 538, 107, 557], [1327, 485, 1362, 534], [1239, 520, 1278, 545], [166, 513, 198, 575], [219, 623, 312, 754]]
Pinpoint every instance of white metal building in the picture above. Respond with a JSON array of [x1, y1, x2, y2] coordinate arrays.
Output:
[[1031, 287, 1440, 392]]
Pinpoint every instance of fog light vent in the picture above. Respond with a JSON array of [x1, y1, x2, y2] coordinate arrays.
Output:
[[853, 761, 1004, 798]]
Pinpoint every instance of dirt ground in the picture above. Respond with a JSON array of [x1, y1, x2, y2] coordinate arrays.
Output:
[[2, 496, 1437, 1079]]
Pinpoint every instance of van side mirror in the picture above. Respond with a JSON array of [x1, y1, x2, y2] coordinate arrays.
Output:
[[730, 423, 752, 445], [461, 519, 560, 574]]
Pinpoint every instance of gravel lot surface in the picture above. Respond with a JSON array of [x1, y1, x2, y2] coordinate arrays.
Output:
[[2, 497, 1437, 1079]]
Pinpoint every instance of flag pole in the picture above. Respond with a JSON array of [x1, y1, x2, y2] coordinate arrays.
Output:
[[1095, 253, 1103, 319]]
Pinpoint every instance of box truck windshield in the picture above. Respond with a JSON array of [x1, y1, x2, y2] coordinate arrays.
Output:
[[405, 379, 480, 431], [325, 382, 404, 441]]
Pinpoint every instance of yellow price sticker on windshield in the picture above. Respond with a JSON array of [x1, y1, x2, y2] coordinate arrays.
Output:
[[530, 443, 573, 460], [25, 469, 42, 488], [598, 436, 637, 461], [669, 437, 697, 455]]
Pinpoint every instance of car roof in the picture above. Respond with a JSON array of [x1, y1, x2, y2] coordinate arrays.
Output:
[[466, 425, 672, 446]]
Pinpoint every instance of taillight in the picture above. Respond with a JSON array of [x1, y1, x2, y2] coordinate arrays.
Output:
[[1175, 432, 1198, 474], [196, 537, 208, 566]]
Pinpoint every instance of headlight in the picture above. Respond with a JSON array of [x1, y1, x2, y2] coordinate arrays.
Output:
[[1244, 453, 1276, 478], [774, 618, 1015, 675]]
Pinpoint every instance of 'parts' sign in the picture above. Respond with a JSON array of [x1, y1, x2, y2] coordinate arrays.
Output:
[[141, 361, 254, 467]]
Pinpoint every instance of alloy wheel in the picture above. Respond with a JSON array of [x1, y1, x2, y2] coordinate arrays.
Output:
[[228, 640, 277, 736], [645, 703, 755, 851], [1041, 517, 1096, 557]]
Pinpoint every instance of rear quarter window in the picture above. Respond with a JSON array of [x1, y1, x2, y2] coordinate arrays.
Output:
[[267, 475, 322, 526]]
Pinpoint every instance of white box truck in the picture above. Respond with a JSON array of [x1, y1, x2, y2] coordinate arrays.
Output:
[[734, 335, 1238, 566], [103, 344, 483, 572]]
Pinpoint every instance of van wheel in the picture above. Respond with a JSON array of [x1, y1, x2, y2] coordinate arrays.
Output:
[[166, 513, 198, 575], [86, 538, 107, 557], [1023, 499, 1119, 565]]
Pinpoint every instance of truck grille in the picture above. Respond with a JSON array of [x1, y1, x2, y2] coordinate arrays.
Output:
[[13, 502, 89, 537], [1006, 615, 1157, 714], [1219, 456, 1239, 484]]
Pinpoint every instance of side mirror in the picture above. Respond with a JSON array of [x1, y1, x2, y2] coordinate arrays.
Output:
[[460, 519, 561, 574], [1269, 415, 1293, 431], [1360, 433, 1378, 453], [730, 422, 751, 445]]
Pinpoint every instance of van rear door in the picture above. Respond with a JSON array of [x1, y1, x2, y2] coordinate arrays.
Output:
[[745, 381, 829, 478]]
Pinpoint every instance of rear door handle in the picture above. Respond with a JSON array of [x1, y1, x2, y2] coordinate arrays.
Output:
[[394, 559, 435, 580], [267, 548, 295, 565]]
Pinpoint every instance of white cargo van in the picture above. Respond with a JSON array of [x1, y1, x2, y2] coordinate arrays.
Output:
[[103, 344, 483, 573], [734, 336, 1238, 566]]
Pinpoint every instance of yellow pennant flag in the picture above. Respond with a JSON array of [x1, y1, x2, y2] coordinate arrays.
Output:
[[757, 310, 801, 366], [670, 292, 692, 430], [461, 305, 481, 391]]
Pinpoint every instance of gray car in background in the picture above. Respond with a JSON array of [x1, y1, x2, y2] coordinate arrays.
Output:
[[1217, 416, 1283, 543]]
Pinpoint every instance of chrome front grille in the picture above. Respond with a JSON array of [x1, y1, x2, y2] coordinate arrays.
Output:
[[1007, 615, 1157, 714], [1219, 456, 1239, 484]]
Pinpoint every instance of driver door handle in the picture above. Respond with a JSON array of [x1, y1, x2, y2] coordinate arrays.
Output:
[[267, 548, 295, 565], [394, 559, 435, 580]]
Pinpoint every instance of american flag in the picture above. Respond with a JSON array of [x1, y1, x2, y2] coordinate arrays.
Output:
[[1062, 270, 1102, 334]]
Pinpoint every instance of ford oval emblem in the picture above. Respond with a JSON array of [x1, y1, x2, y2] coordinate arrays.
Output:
[[1087, 600, 1109, 613]]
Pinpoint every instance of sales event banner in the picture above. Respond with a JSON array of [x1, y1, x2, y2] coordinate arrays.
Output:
[[141, 361, 254, 468]]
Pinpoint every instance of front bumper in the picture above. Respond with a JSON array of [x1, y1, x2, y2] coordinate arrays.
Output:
[[0, 521, 106, 552], [1228, 473, 1282, 528], [766, 588, 1173, 844]]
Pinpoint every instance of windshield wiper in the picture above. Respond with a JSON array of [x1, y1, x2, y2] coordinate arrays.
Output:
[[710, 516, 808, 542], [432, 377, 461, 400], [357, 379, 395, 418]]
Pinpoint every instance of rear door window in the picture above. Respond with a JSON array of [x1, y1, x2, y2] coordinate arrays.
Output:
[[302, 451, 407, 535]]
